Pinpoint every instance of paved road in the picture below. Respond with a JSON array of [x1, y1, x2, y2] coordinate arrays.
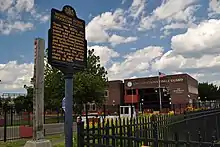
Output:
[[0, 122, 77, 141]]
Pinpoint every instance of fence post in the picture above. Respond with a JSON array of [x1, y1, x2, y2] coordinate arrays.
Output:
[[119, 118, 123, 147], [85, 104, 89, 124], [3, 104, 7, 142], [172, 104, 175, 114], [174, 132, 179, 147], [118, 105, 120, 118], [10, 106, 13, 126], [186, 132, 190, 146], [57, 110, 60, 123], [127, 118, 132, 146], [179, 104, 181, 114], [151, 115, 158, 147], [77, 120, 84, 147], [28, 111, 31, 126], [111, 119, 116, 146], [215, 114, 219, 140], [44, 110, 46, 124], [103, 105, 106, 119]]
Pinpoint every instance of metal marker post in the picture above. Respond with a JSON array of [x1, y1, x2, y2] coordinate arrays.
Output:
[[48, 5, 87, 147], [64, 73, 73, 147]]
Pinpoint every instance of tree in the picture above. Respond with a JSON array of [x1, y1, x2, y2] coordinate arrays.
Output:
[[23, 87, 33, 112], [44, 49, 108, 112], [13, 87, 33, 112], [14, 95, 26, 113], [198, 82, 220, 101], [44, 64, 65, 110], [73, 49, 108, 104]]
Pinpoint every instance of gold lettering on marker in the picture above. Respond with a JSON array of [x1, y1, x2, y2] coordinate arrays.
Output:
[[51, 13, 85, 63]]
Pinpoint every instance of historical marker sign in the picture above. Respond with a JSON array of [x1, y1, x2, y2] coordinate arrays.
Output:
[[48, 6, 87, 147], [48, 5, 87, 72]]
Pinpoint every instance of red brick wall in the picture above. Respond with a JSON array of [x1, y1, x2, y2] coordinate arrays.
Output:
[[105, 80, 123, 105], [106, 74, 198, 105]]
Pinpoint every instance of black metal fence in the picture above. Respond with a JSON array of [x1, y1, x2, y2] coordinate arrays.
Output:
[[0, 105, 67, 142], [1, 101, 219, 143], [77, 108, 220, 147]]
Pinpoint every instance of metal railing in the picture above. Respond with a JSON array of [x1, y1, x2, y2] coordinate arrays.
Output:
[[77, 107, 220, 147]]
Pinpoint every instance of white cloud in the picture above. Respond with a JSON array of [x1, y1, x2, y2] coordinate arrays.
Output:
[[138, 15, 156, 31], [163, 22, 191, 30], [160, 30, 171, 39], [86, 0, 145, 45], [88, 46, 119, 66], [39, 15, 49, 22], [14, 0, 34, 12], [108, 46, 163, 80], [208, 0, 220, 17], [152, 51, 220, 71], [0, 0, 49, 34], [109, 34, 137, 46], [2, 0, 220, 93], [128, 0, 146, 18], [0, 20, 33, 35], [151, 19, 220, 85], [139, 0, 199, 31], [30, 9, 50, 23], [0, 61, 33, 94], [86, 8, 126, 43], [0, 0, 13, 11], [153, 0, 197, 21], [152, 52, 220, 85], [171, 19, 220, 57], [121, 0, 126, 4]]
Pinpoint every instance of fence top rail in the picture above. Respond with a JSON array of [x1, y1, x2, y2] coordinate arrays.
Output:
[[185, 107, 220, 116], [165, 109, 220, 127]]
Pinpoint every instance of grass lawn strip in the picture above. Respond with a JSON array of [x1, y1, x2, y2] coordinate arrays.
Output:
[[0, 133, 75, 147]]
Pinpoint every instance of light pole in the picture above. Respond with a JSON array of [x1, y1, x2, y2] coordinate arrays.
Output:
[[112, 100, 116, 114], [140, 99, 144, 112], [112, 100, 115, 106], [198, 97, 201, 108]]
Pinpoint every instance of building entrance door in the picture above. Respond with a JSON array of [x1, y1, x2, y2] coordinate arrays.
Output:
[[138, 88, 171, 111]]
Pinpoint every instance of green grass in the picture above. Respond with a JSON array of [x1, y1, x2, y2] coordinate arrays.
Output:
[[0, 133, 75, 147]]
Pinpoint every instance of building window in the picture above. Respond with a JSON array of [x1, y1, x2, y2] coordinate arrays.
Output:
[[188, 85, 198, 94], [126, 89, 136, 95], [87, 103, 96, 111], [90, 103, 96, 111], [104, 90, 109, 97]]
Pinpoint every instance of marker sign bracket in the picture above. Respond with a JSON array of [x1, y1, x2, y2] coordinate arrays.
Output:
[[48, 5, 87, 74]]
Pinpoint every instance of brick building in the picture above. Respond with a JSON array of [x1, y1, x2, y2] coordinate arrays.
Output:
[[104, 80, 124, 106], [105, 74, 198, 110]]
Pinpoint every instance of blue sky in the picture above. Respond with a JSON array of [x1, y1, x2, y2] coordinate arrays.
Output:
[[0, 0, 220, 93]]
